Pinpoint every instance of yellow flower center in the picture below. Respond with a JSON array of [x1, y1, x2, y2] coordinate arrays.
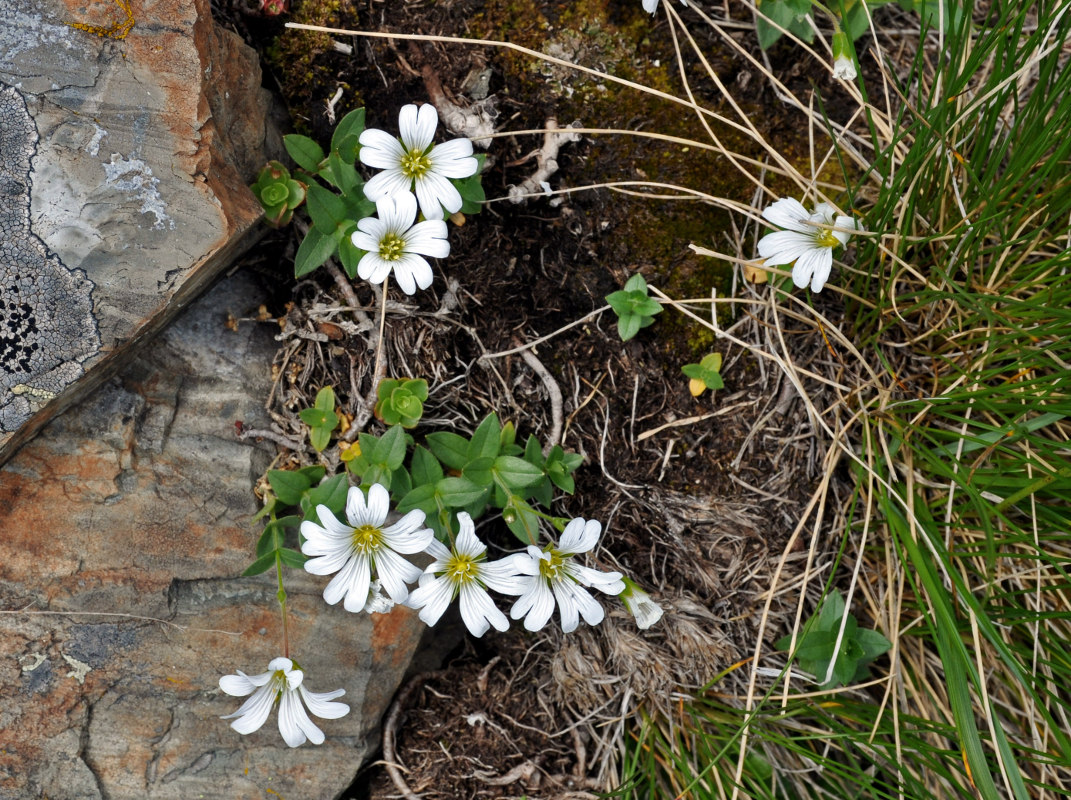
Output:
[[378, 233, 406, 262], [352, 523, 383, 554], [539, 548, 566, 581], [446, 553, 479, 585], [400, 149, 432, 179], [814, 229, 840, 249]]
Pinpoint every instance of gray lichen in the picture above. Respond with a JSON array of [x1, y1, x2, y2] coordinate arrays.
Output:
[[1, 82, 99, 431]]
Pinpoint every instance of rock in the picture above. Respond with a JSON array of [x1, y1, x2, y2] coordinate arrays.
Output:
[[0, 0, 279, 464], [0, 269, 430, 800]]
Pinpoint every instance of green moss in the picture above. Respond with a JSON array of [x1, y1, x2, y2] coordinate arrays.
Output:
[[266, 0, 364, 136]]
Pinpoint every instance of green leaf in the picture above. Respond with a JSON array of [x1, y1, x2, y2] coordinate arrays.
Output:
[[410, 445, 444, 487], [306, 182, 351, 235], [338, 224, 365, 279], [315, 386, 336, 412], [308, 424, 332, 452], [283, 134, 325, 173], [436, 476, 488, 507], [294, 228, 337, 278], [255, 520, 288, 557], [373, 425, 409, 471], [494, 455, 545, 489], [397, 483, 438, 516], [618, 312, 642, 342], [426, 431, 470, 471], [242, 551, 278, 577], [504, 497, 541, 545], [463, 456, 495, 487], [327, 151, 362, 196], [306, 473, 349, 513], [468, 414, 502, 461], [268, 469, 312, 506], [391, 466, 412, 499], [331, 108, 366, 163], [278, 548, 307, 569]]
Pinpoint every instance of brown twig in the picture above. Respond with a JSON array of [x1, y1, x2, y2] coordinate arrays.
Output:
[[519, 348, 563, 451], [382, 672, 443, 800], [508, 118, 581, 203]]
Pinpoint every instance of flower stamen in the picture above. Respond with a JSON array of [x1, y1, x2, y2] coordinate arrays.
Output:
[[377, 232, 406, 262], [352, 523, 383, 554], [400, 149, 432, 179]]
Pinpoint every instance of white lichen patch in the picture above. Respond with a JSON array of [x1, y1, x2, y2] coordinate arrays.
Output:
[[62, 654, 92, 684], [103, 154, 175, 230], [1, 82, 100, 432], [85, 123, 107, 156], [19, 652, 47, 673]]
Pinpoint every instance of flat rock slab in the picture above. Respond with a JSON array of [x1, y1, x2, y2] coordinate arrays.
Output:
[[0, 0, 277, 463], [0, 268, 429, 799]]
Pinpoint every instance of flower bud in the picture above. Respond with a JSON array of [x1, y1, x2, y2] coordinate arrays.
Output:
[[620, 577, 664, 630], [832, 32, 856, 81]]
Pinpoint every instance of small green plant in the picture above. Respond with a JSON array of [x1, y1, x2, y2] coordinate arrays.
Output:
[[244, 465, 349, 576], [251, 160, 306, 226], [374, 378, 428, 428], [682, 352, 724, 396], [776, 589, 891, 689], [298, 386, 340, 452], [754, 1, 952, 51], [606, 273, 663, 341]]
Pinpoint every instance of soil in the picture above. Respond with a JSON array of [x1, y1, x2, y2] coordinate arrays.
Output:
[[215, 1, 869, 797]]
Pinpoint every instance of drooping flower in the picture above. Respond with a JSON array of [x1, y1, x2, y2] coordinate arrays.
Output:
[[756, 198, 858, 293], [833, 55, 857, 81], [300, 483, 433, 611], [509, 517, 625, 633], [619, 577, 664, 630], [831, 31, 857, 81], [219, 657, 349, 747], [642, 0, 689, 15], [359, 103, 479, 220], [406, 512, 528, 637], [351, 192, 449, 295]]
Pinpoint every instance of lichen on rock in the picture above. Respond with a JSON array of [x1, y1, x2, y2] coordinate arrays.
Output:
[[0, 82, 100, 432]]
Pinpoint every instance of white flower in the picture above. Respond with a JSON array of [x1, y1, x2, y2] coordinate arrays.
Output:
[[833, 55, 857, 81], [351, 192, 449, 295], [643, 0, 689, 15], [219, 657, 349, 747], [757, 198, 858, 293], [359, 103, 478, 220], [509, 517, 625, 633], [619, 578, 664, 630], [406, 512, 528, 637], [300, 483, 434, 611]]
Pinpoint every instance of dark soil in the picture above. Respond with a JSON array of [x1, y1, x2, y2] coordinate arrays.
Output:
[[215, 1, 865, 797]]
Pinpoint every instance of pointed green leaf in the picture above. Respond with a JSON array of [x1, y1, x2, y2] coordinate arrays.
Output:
[[283, 134, 325, 173]]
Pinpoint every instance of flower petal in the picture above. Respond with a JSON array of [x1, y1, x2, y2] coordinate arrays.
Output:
[[511, 578, 556, 632], [792, 247, 833, 292], [403, 220, 450, 259], [359, 128, 405, 168], [375, 547, 422, 602], [278, 686, 319, 747], [380, 511, 434, 553], [416, 171, 463, 219], [559, 517, 600, 554], [357, 252, 393, 285], [299, 685, 349, 719], [409, 575, 454, 627], [459, 582, 508, 637], [479, 555, 530, 595], [400, 103, 437, 152], [363, 168, 412, 203], [222, 685, 275, 735], [365, 484, 391, 527], [757, 230, 815, 266], [219, 670, 261, 697], [761, 197, 811, 232], [429, 139, 478, 178], [552, 579, 581, 633]]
